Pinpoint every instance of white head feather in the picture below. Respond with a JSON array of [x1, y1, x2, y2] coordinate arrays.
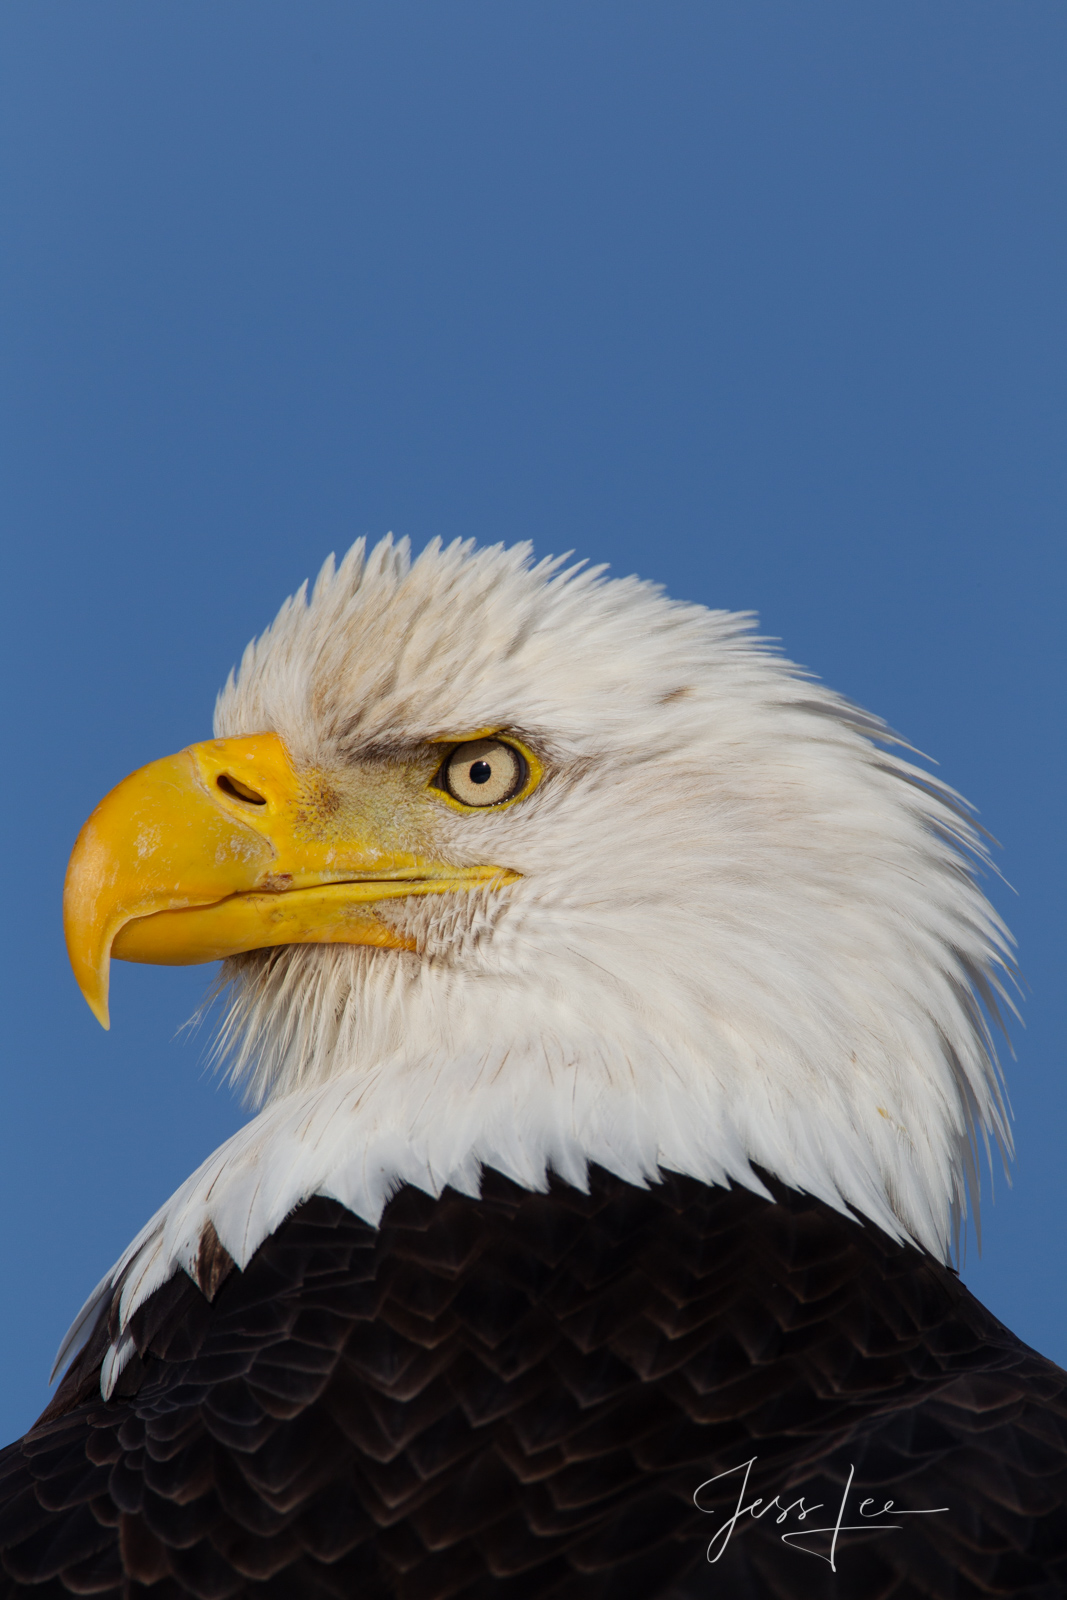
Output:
[[58, 535, 1014, 1393]]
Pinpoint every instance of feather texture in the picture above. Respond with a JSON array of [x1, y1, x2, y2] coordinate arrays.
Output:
[[6, 1170, 1067, 1600]]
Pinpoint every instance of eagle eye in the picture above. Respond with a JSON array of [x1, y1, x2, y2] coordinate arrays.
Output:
[[438, 739, 527, 808]]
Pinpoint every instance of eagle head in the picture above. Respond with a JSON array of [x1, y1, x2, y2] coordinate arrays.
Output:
[[62, 535, 1011, 1374]]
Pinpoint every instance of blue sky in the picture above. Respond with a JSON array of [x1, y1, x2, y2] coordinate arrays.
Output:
[[1, 2, 1064, 1442]]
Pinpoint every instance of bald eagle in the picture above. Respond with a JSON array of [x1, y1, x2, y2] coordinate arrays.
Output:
[[2, 538, 1065, 1600]]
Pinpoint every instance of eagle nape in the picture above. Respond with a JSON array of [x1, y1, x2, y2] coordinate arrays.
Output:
[[2, 535, 1063, 1600]]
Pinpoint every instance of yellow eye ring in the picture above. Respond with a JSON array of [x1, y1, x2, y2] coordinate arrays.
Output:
[[430, 733, 543, 813]]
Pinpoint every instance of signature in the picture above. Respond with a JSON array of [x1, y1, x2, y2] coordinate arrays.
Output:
[[693, 1458, 948, 1572]]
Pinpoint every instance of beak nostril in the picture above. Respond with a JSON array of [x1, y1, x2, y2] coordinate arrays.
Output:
[[217, 773, 268, 806]]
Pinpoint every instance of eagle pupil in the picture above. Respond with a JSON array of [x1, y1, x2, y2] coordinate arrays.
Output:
[[469, 760, 492, 784]]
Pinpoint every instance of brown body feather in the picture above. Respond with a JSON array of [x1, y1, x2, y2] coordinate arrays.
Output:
[[1, 1171, 1065, 1599]]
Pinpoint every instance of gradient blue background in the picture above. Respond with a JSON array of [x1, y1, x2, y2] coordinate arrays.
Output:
[[1, 3, 1064, 1442]]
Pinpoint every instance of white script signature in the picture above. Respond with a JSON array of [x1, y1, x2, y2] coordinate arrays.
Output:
[[693, 1457, 948, 1571]]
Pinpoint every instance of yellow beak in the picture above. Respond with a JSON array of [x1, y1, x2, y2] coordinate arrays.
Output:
[[64, 732, 517, 1028]]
